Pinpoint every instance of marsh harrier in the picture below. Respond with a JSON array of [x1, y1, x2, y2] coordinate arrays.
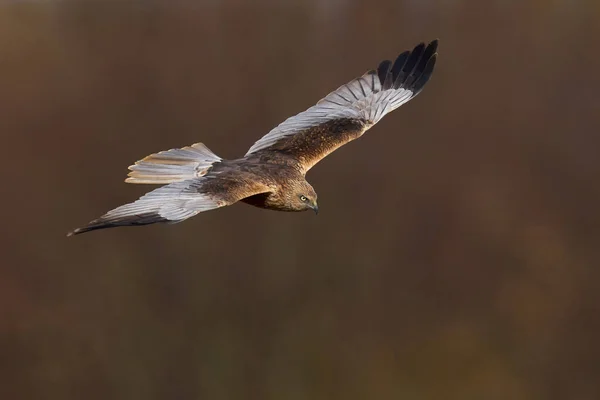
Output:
[[69, 40, 438, 235]]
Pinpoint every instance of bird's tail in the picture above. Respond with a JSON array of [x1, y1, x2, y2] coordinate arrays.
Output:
[[125, 142, 222, 184]]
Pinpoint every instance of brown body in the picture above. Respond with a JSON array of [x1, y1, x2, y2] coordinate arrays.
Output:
[[68, 40, 438, 235], [206, 155, 307, 212], [216, 118, 365, 211]]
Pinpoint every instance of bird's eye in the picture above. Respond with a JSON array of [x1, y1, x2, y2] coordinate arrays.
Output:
[[300, 195, 308, 202]]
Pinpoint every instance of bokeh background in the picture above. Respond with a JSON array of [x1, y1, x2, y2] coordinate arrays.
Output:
[[2, 0, 599, 399]]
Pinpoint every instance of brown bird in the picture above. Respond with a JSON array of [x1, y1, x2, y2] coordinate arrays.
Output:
[[68, 40, 438, 236]]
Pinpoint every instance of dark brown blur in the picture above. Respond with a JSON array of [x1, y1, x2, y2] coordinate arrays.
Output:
[[1, 1, 599, 399]]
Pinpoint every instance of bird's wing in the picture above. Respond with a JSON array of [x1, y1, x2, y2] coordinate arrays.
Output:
[[68, 171, 270, 235], [245, 40, 438, 173]]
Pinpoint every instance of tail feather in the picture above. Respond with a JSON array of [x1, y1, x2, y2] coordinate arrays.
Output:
[[126, 142, 221, 184]]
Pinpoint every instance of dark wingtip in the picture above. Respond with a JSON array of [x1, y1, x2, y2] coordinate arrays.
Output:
[[389, 39, 439, 92], [67, 217, 111, 237], [67, 227, 88, 237], [374, 39, 439, 93], [377, 60, 392, 89], [428, 38, 439, 53], [412, 53, 437, 94], [67, 211, 169, 237]]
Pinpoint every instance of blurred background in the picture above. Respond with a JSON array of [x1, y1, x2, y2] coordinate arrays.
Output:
[[1, 0, 599, 399]]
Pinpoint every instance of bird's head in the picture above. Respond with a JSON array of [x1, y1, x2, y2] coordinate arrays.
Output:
[[287, 179, 319, 214]]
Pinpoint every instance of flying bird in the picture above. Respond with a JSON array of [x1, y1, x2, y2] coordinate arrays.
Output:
[[68, 40, 438, 236]]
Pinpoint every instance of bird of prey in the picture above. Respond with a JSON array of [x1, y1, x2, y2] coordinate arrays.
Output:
[[68, 40, 438, 236]]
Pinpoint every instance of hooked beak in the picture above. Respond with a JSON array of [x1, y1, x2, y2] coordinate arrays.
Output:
[[311, 202, 319, 215]]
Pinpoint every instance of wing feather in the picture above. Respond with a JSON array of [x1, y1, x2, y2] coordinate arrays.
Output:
[[245, 40, 439, 172]]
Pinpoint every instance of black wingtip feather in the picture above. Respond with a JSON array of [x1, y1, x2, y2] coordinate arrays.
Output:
[[388, 51, 410, 86], [388, 39, 438, 93], [67, 224, 107, 236], [67, 225, 102, 236], [377, 60, 392, 88], [414, 39, 438, 75], [67, 212, 168, 236], [394, 42, 425, 87], [412, 53, 437, 94]]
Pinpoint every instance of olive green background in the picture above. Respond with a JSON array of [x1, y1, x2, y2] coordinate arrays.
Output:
[[1, 1, 599, 399]]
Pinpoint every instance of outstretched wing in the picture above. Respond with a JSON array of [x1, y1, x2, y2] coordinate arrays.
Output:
[[245, 40, 438, 173], [68, 171, 270, 236]]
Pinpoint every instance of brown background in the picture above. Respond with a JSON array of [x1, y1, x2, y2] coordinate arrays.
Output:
[[1, 1, 599, 399]]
